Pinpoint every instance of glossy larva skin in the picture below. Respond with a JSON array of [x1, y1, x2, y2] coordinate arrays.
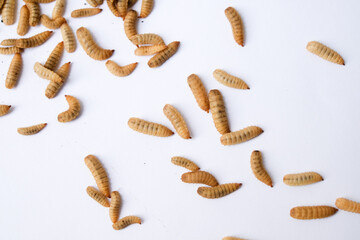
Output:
[[84, 155, 111, 198], [105, 61, 138, 77], [107, 0, 121, 17], [6, 53, 23, 89], [283, 172, 323, 186], [225, 7, 244, 46], [58, 95, 81, 122], [128, 117, 174, 137], [220, 126, 264, 146], [306, 41, 345, 65], [40, 15, 66, 29], [45, 62, 71, 99], [187, 74, 209, 113], [86, 186, 110, 207], [197, 183, 242, 199], [250, 150, 273, 187], [335, 198, 360, 214], [17, 123, 47, 135], [2, 0, 16, 25], [171, 156, 200, 172], [139, 0, 153, 18], [0, 105, 12, 117], [44, 42, 64, 71], [124, 10, 138, 40], [209, 89, 230, 135], [163, 104, 191, 139], [26, 2, 41, 27], [16, 31, 53, 48], [213, 69, 249, 90], [71, 8, 102, 18], [290, 206, 338, 220], [0, 46, 23, 55], [134, 45, 167, 56], [34, 62, 63, 83], [130, 33, 165, 46], [112, 216, 141, 230], [148, 41, 180, 68], [17, 5, 30, 36], [109, 191, 121, 223], [61, 23, 76, 53], [181, 171, 219, 187], [1, 39, 16, 46], [52, 0, 66, 19]]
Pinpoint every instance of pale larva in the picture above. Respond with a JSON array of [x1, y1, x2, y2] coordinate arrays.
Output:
[[163, 104, 191, 139], [130, 33, 165, 46], [86, 186, 110, 207], [124, 10, 138, 40], [16, 31, 53, 48], [128, 117, 174, 137], [40, 15, 66, 29], [61, 22, 76, 53], [225, 7, 244, 46], [148, 41, 180, 68], [2, 0, 16, 25], [1, 39, 16, 46], [0, 46, 23, 55], [181, 171, 218, 187], [306, 41, 345, 65], [139, 0, 153, 18], [0, 105, 11, 117], [134, 45, 167, 56], [17, 123, 47, 135], [250, 150, 273, 187], [33, 62, 63, 83], [105, 60, 138, 77], [197, 183, 242, 199], [213, 69, 249, 89], [109, 191, 121, 223], [52, 0, 66, 19], [71, 8, 102, 18], [17, 5, 30, 36], [84, 154, 111, 198], [113, 216, 141, 230], [335, 198, 360, 214], [171, 156, 200, 172], [26, 2, 41, 27], [45, 62, 71, 99], [220, 126, 264, 146], [283, 172, 323, 186], [187, 74, 209, 113]]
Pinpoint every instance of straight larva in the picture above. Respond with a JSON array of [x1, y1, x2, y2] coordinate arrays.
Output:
[[58, 95, 81, 122], [187, 74, 209, 113], [181, 171, 219, 187], [124, 10, 138, 40], [52, 0, 65, 19], [290, 206, 338, 220], [197, 183, 242, 199], [71, 8, 102, 18], [16, 31, 53, 48], [2, 0, 16, 25], [130, 33, 165, 46], [148, 41, 180, 68], [6, 53, 23, 89], [112, 216, 141, 230], [61, 23, 76, 53], [40, 15, 66, 29], [86, 186, 110, 207], [213, 69, 249, 89], [139, 0, 153, 18], [105, 60, 138, 77], [109, 191, 122, 223], [134, 45, 167, 56], [0, 105, 11, 117], [44, 42, 64, 71], [225, 7, 244, 46], [45, 62, 71, 99], [0, 47, 23, 55], [171, 156, 200, 172], [107, 0, 121, 17], [17, 123, 47, 135], [306, 41, 345, 65], [209, 89, 230, 134], [163, 104, 191, 139], [17, 5, 30, 36], [84, 154, 111, 198], [34, 62, 63, 83], [128, 117, 174, 137], [1, 39, 16, 46], [220, 126, 264, 145], [283, 172, 323, 186], [26, 2, 41, 27], [335, 198, 360, 214], [250, 150, 273, 187], [116, 0, 128, 19]]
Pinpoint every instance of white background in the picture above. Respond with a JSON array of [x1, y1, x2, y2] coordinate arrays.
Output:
[[0, 0, 360, 239]]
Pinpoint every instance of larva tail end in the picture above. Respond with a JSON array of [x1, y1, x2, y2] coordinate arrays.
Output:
[[343, 62, 345, 66], [270, 184, 273, 188]]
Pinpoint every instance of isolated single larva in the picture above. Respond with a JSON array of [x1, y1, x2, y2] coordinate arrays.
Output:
[[84, 154, 111, 198], [45, 62, 71, 99], [17, 123, 47, 135], [134, 45, 167, 56], [1, 0, 16, 25], [26, 2, 41, 27], [61, 23, 76, 53], [223, 237, 245, 240], [105, 60, 138, 77], [1, 39, 16, 46], [107, 0, 121, 17], [148, 41, 180, 68], [116, 0, 128, 19], [306, 41, 345, 65], [112, 216, 141, 230], [171, 156, 200, 172], [163, 104, 191, 139], [283, 172, 323, 186], [0, 105, 11, 117], [52, 0, 65, 19], [124, 10, 138, 40], [58, 95, 81, 122], [16, 31, 53, 48], [86, 186, 110, 207], [225, 7, 244, 46], [209, 89, 230, 134], [17, 5, 30, 36], [290, 206, 338, 220], [76, 27, 114, 60], [109, 191, 121, 223], [71, 8, 102, 18], [24, 0, 55, 3], [181, 171, 218, 187], [130, 33, 165, 46], [250, 150, 273, 187], [213, 69, 249, 89], [197, 183, 242, 199], [34, 62, 63, 83], [187, 74, 209, 113], [139, 0, 153, 18], [44, 42, 64, 71], [128, 117, 174, 137], [5, 53, 23, 89], [335, 198, 360, 214], [0, 47, 23, 55], [86, 0, 100, 7], [40, 15, 66, 29], [220, 126, 264, 146]]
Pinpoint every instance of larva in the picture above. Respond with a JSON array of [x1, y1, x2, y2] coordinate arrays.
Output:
[[1, 39, 16, 46], [124, 10, 138, 40], [84, 154, 111, 198], [76, 27, 114, 60], [0, 47, 23, 55], [33, 62, 63, 83], [17, 5, 30, 36], [5, 53, 23, 89], [250, 150, 273, 187], [225, 7, 244, 46], [116, 0, 128, 19], [171, 156, 200, 172], [105, 60, 138, 77], [213, 69, 249, 90], [44, 41, 64, 71], [107, 0, 121, 17], [61, 23, 76, 53], [187, 74, 209, 113], [58, 95, 81, 123], [52, 0, 65, 19], [86, 0, 100, 7], [306, 41, 345, 65], [223, 237, 245, 240], [197, 183, 242, 199], [181, 171, 218, 187], [0, 0, 3, 9], [134, 45, 167, 56], [209, 89, 230, 134], [24, 0, 55, 3], [0, 105, 11, 117], [40, 15, 66, 29], [128, 117, 174, 137], [86, 186, 110, 207], [1, 0, 16, 25], [220, 126, 264, 146], [163, 104, 191, 139], [128, 0, 137, 8], [112, 216, 141, 230], [16, 31, 53, 48], [290, 206, 338, 220], [335, 198, 360, 214], [45, 62, 71, 99], [26, 2, 41, 27], [130, 33, 165, 46], [283, 172, 323, 186], [148, 41, 180, 68], [109, 191, 121, 223], [17, 123, 47, 135], [71, 8, 102, 18], [139, 0, 153, 18]]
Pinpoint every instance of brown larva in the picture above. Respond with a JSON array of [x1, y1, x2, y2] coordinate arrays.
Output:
[[112, 216, 141, 230], [134, 45, 167, 56], [220, 126, 263, 146], [0, 0, 4, 9], [171, 156, 200, 172], [306, 41, 345, 65], [1, 0, 16, 25], [163, 104, 191, 139], [5, 53, 23, 89], [105, 60, 138, 77], [223, 237, 245, 240], [197, 183, 242, 199], [17, 123, 47, 135], [0, 46, 23, 55], [45, 62, 71, 99], [24, 0, 55, 3], [52, 0, 66, 19], [128, 117, 174, 137], [109, 191, 122, 223], [17, 5, 30, 36], [84, 154, 111, 198], [86, 186, 110, 207], [40, 15, 66, 29], [0, 105, 11, 117], [213, 69, 249, 90], [44, 42, 64, 71], [187, 74, 209, 113], [26, 2, 41, 27], [71, 8, 102, 18], [139, 0, 153, 18], [225, 7, 244, 46], [34, 62, 63, 83], [86, 0, 100, 7], [250, 150, 273, 187], [283, 172, 323, 186], [128, 0, 137, 8], [16, 31, 53, 48], [181, 171, 218, 187], [61, 23, 76, 53], [1, 39, 16, 46], [335, 198, 360, 214], [76, 27, 114, 60], [124, 10, 138, 40], [116, 0, 128, 19], [148, 41, 180, 68], [107, 0, 121, 17], [58, 95, 81, 123], [290, 206, 338, 220], [209, 89, 230, 134], [130, 33, 165, 46]]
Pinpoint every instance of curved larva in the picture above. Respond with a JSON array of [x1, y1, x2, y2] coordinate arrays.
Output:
[[128, 117, 174, 137], [26, 2, 41, 27], [335, 198, 360, 214], [71, 8, 102, 18], [0, 46, 23, 55], [213, 69, 249, 90], [45, 62, 71, 99], [86, 186, 110, 207], [306, 41, 345, 65], [290, 206, 338, 220], [16, 31, 53, 48], [197, 183, 242, 199], [130, 33, 165, 46], [171, 156, 200, 172], [86, 0, 100, 7], [128, 0, 137, 8], [84, 154, 111, 198], [17, 123, 47, 135], [225, 7, 244, 46], [134, 45, 167, 56], [52, 0, 65, 19], [0, 105, 11, 117], [109, 191, 121, 223], [61, 23, 76, 53], [209, 89, 230, 134], [116, 0, 128, 19], [148, 41, 180, 68], [187, 74, 209, 113], [139, 0, 153, 18], [250, 150, 273, 187], [124, 10, 138, 40], [112, 216, 141, 230], [181, 171, 218, 187], [107, 0, 121, 17], [105, 60, 138, 77], [283, 172, 323, 186], [223, 237, 246, 240], [163, 104, 191, 139], [34, 62, 63, 83], [24, 0, 55, 3], [17, 5, 30, 36], [58, 95, 81, 122], [1, 39, 16, 46], [40, 15, 66, 29], [1, 0, 16, 25], [76, 27, 114, 60], [44, 41, 64, 71], [5, 53, 23, 89], [220, 126, 264, 146]]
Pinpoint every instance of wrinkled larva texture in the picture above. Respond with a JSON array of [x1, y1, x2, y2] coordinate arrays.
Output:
[[6, 53, 23, 89], [116, 0, 128, 19], [17, 123, 47, 135], [112, 216, 141, 230], [181, 171, 219, 187], [187, 74, 209, 113], [130, 33, 165, 46], [52, 0, 65, 18], [45, 62, 71, 99], [148, 41, 180, 68], [213, 69, 249, 89], [2, 0, 16, 25], [16, 31, 53, 48], [86, 0, 100, 7], [197, 183, 242, 199], [0, 0, 4, 9], [209, 89, 230, 134], [220, 126, 264, 146], [34, 62, 63, 83], [26, 2, 41, 27], [283, 172, 323, 186], [0, 105, 11, 117], [17, 5, 30, 36], [40, 15, 66, 29], [109, 191, 121, 223], [128, 117, 174, 137], [225, 7, 244, 46], [44, 42, 64, 71], [171, 156, 200, 172], [0, 47, 23, 55], [290, 206, 338, 220], [71, 8, 102, 18], [58, 95, 81, 122], [124, 10, 138, 40], [105, 61, 137, 77], [128, 0, 137, 8], [139, 0, 153, 18], [1, 39, 16, 46], [86, 186, 110, 207], [134, 45, 167, 56], [335, 198, 360, 214], [61, 23, 76, 53], [250, 150, 273, 187], [84, 155, 111, 198], [107, 0, 121, 17], [223, 237, 246, 240], [24, 0, 55, 3], [306, 41, 345, 65], [163, 104, 191, 139]]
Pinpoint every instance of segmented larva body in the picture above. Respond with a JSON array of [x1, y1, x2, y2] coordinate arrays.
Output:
[[335, 198, 360, 214], [17, 123, 47, 135], [290, 206, 338, 220], [139, 0, 153, 18], [283, 172, 323, 186], [5, 53, 23, 89], [213, 69, 249, 89], [26, 2, 41, 27], [109, 191, 121, 223], [71, 8, 102, 18], [225, 7, 244, 46], [223, 237, 245, 240], [187, 74, 209, 113], [16, 31, 53, 48], [0, 0, 4, 9], [181, 171, 219, 187], [128, 0, 137, 8], [84, 154, 111, 198], [40, 15, 66, 29], [107, 0, 121, 17], [87, 0, 100, 7], [1, 39, 16, 46], [1, 0, 16, 25], [0, 105, 11, 117], [130, 33, 165, 46], [306, 41, 345, 65], [148, 41, 180, 68], [45, 62, 71, 99], [24, 0, 55, 3], [0, 47, 23, 55], [34, 62, 63, 83], [105, 60, 138, 77], [250, 150, 273, 187], [61, 23, 76, 53], [197, 183, 242, 199], [17, 5, 30, 36], [116, 0, 128, 19], [171, 156, 200, 172], [58, 95, 81, 122], [163, 104, 191, 139], [128, 117, 174, 137], [112, 216, 141, 230], [124, 10, 138, 40], [52, 0, 65, 19], [134, 45, 167, 56], [209, 89, 230, 135], [220, 126, 264, 146], [44, 41, 64, 71], [86, 186, 110, 207], [76, 27, 114, 60]]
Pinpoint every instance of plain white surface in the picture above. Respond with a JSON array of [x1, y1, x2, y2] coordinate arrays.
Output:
[[1, 0, 360, 239]]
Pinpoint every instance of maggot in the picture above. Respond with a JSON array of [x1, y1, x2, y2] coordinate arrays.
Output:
[[58, 95, 81, 122], [209, 89, 230, 134], [224, 7, 244, 46], [181, 171, 218, 187], [213, 69, 249, 89], [250, 150, 273, 187], [17, 123, 47, 135], [283, 172, 323, 186], [5, 53, 23, 89], [220, 126, 263, 145], [139, 0, 153, 18], [290, 206, 338, 220], [44, 41, 64, 71], [163, 104, 191, 139], [128, 117, 174, 137], [45, 62, 71, 99], [34, 62, 63, 83], [148, 41, 180, 68], [17, 5, 30, 36], [105, 60, 138, 77], [84, 154, 111, 198], [306, 41, 345, 65], [86, 186, 110, 207], [40, 15, 66, 29], [109, 191, 122, 223], [112, 216, 141, 230], [71, 8, 102, 18], [335, 198, 360, 214], [171, 156, 200, 172], [61, 22, 76, 53], [197, 183, 242, 199], [187, 74, 209, 113], [0, 105, 11, 117], [16, 31, 53, 48]]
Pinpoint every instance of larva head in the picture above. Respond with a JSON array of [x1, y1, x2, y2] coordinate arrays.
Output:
[[224, 6, 235, 14]]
